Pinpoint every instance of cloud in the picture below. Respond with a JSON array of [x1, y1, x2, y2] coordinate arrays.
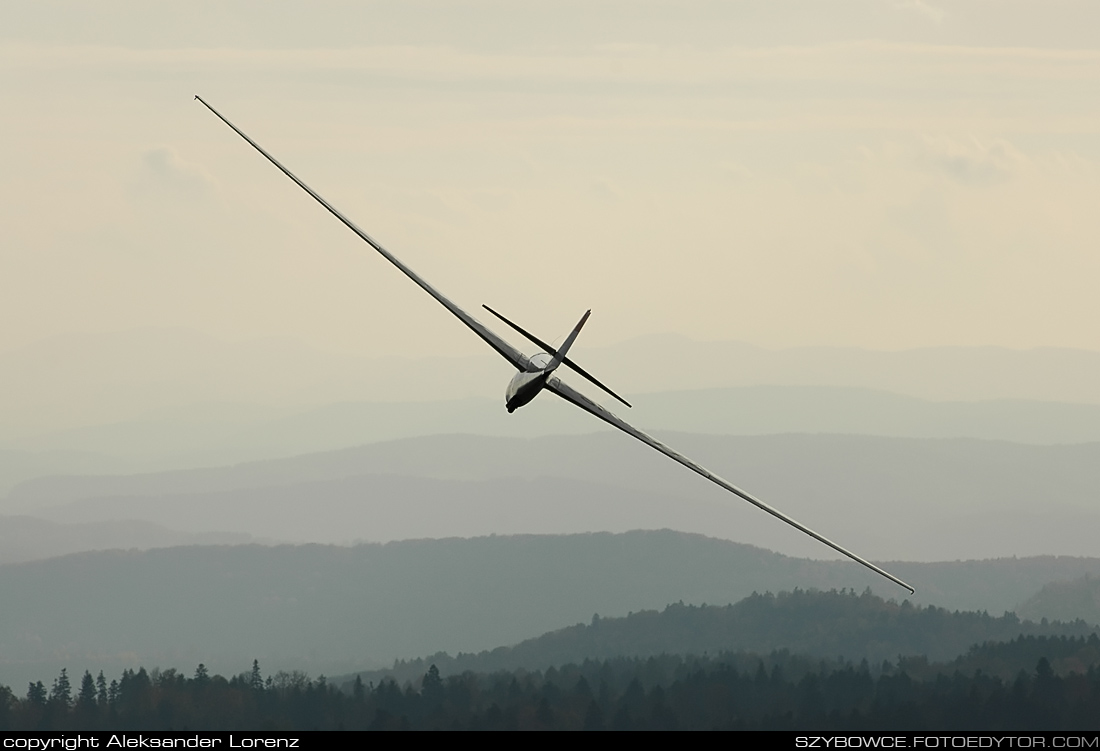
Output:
[[140, 147, 218, 197], [919, 136, 1026, 185], [892, 0, 946, 23]]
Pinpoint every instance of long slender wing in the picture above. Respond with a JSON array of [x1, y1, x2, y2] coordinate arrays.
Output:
[[545, 376, 915, 594], [196, 96, 529, 372]]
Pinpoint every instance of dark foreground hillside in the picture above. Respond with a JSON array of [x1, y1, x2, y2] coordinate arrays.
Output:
[[6, 630, 1100, 729], [4, 590, 1099, 730]]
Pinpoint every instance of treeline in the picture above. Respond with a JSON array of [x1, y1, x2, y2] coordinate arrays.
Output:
[[3, 635, 1100, 730]]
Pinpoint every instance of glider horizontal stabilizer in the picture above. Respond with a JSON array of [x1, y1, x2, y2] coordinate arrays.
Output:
[[482, 304, 632, 408]]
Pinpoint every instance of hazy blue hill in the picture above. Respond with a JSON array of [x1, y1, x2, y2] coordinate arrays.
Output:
[[592, 336, 1100, 405], [1017, 575, 1100, 626], [6, 330, 1100, 503], [11, 387, 1100, 472], [0, 328, 504, 439], [0, 515, 255, 564], [5, 328, 1100, 472], [8, 331, 1100, 431], [11, 474, 759, 547], [8, 432, 1100, 561], [638, 387, 1100, 444], [352, 588, 1098, 687], [1, 531, 1098, 690], [0, 448, 128, 500]]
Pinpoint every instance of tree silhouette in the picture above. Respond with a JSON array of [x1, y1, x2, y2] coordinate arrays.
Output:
[[78, 671, 96, 711], [49, 670, 71, 709], [249, 660, 264, 692]]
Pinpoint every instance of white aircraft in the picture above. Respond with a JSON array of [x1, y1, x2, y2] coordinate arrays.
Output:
[[196, 96, 914, 594]]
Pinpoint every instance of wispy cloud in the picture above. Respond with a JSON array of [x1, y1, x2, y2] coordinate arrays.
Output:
[[140, 147, 218, 197], [893, 0, 946, 23], [920, 136, 1025, 185]]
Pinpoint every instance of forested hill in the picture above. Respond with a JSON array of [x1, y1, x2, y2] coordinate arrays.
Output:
[[1018, 575, 1100, 626], [355, 588, 1099, 687], [3, 532, 1100, 690]]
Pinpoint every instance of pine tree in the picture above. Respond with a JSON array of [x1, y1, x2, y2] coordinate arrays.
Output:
[[78, 671, 97, 711], [421, 664, 443, 702], [27, 681, 47, 706], [249, 660, 263, 692], [0, 684, 14, 730], [50, 669, 72, 708]]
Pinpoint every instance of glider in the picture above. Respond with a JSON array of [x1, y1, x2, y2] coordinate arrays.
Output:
[[196, 96, 914, 594]]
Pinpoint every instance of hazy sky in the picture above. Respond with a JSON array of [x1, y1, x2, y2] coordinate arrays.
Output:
[[2, 1, 1098, 358]]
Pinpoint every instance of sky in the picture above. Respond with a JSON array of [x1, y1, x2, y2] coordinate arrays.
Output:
[[2, 0, 1099, 359], [3, 4, 1100, 654]]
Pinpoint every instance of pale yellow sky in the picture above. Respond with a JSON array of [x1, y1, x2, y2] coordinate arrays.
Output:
[[2, 1, 1099, 358]]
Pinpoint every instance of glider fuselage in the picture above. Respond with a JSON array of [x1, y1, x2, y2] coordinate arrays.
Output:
[[506, 352, 552, 412]]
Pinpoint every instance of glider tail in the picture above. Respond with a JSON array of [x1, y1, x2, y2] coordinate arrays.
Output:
[[481, 305, 632, 408], [546, 310, 590, 373]]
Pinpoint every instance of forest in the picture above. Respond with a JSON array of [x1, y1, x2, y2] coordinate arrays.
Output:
[[4, 637, 1100, 731], [3, 590, 1099, 731]]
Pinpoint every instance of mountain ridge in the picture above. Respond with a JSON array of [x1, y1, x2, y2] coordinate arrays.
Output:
[[7, 432, 1100, 562], [1, 531, 1099, 690]]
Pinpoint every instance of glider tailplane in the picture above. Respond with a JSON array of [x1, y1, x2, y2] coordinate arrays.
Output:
[[482, 304, 632, 408]]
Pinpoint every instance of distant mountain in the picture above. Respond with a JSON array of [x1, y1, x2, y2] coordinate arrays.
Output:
[[1017, 575, 1100, 626], [5, 328, 1100, 500], [594, 336, 1100, 405], [637, 386, 1100, 445], [5, 327, 1100, 442], [8, 432, 1100, 562], [1, 531, 1098, 691], [0, 515, 255, 564], [11, 386, 1100, 468], [0, 448, 137, 499]]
